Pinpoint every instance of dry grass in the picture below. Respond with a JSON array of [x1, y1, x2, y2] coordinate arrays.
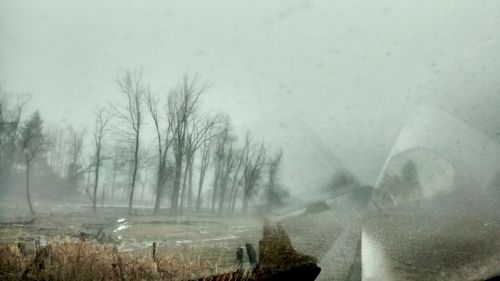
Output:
[[0, 239, 237, 281]]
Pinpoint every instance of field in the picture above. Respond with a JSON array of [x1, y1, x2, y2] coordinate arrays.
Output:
[[0, 203, 345, 280], [1, 192, 500, 281]]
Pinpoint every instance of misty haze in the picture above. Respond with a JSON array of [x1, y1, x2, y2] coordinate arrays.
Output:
[[1, 1, 500, 280]]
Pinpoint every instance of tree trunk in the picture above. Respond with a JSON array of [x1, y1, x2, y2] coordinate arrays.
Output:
[[187, 160, 194, 208], [227, 183, 236, 213], [93, 145, 101, 213], [231, 188, 238, 212], [153, 165, 164, 215], [25, 155, 35, 215], [228, 167, 242, 213], [196, 178, 204, 212], [196, 164, 207, 212], [218, 182, 227, 214], [179, 156, 191, 213], [128, 133, 140, 215], [86, 169, 91, 196], [171, 153, 183, 215], [242, 193, 249, 214], [218, 170, 231, 214], [101, 187, 105, 208], [196, 146, 210, 212], [229, 181, 239, 213], [211, 164, 221, 211]]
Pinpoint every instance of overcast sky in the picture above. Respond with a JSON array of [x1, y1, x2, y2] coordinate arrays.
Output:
[[2, 0, 500, 192]]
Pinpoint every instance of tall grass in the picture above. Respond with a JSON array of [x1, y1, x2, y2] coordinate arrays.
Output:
[[0, 240, 238, 281]]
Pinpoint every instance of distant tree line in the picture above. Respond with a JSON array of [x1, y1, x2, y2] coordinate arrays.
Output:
[[0, 70, 288, 216]]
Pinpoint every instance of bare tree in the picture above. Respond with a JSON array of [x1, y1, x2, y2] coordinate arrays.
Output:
[[180, 115, 221, 213], [109, 143, 128, 201], [218, 145, 237, 214], [0, 94, 30, 197], [112, 69, 146, 215], [65, 128, 86, 190], [266, 148, 284, 212], [168, 75, 205, 215], [227, 142, 249, 213], [208, 117, 231, 211], [241, 133, 266, 213], [20, 111, 45, 215], [145, 92, 173, 215], [196, 132, 212, 211], [211, 146, 222, 211], [44, 126, 87, 199], [186, 157, 194, 208], [0, 95, 29, 165], [213, 123, 237, 214], [92, 109, 112, 213], [44, 127, 63, 174]]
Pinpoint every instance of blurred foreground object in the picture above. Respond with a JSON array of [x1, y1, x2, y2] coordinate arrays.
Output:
[[195, 222, 321, 281]]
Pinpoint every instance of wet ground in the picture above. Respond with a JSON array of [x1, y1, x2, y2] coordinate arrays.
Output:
[[0, 204, 344, 272], [1, 192, 499, 281]]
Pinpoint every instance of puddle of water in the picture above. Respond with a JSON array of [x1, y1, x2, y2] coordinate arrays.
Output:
[[202, 235, 237, 242], [175, 239, 193, 246], [114, 223, 130, 232]]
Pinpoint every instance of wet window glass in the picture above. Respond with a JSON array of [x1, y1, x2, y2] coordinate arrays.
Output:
[[1, 1, 499, 280]]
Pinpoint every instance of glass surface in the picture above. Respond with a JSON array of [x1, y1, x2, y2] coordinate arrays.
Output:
[[1, 1, 499, 280]]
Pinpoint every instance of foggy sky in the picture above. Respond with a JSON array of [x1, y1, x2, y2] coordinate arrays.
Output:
[[2, 0, 500, 192]]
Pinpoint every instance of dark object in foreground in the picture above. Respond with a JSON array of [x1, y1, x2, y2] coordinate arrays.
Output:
[[245, 243, 258, 269], [21, 241, 52, 279], [195, 222, 321, 281]]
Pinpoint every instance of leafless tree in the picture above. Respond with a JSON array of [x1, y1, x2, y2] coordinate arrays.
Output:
[[44, 126, 87, 199], [211, 122, 238, 214], [196, 132, 212, 211], [227, 142, 249, 213], [112, 69, 146, 215], [44, 127, 62, 174], [241, 133, 266, 213], [180, 114, 221, 213], [92, 109, 112, 213], [266, 148, 283, 212], [145, 92, 173, 215], [109, 143, 128, 201], [211, 142, 223, 210], [218, 146, 237, 214], [20, 111, 45, 215], [167, 75, 206, 215], [64, 128, 86, 189], [0, 94, 30, 174], [0, 94, 30, 199]]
